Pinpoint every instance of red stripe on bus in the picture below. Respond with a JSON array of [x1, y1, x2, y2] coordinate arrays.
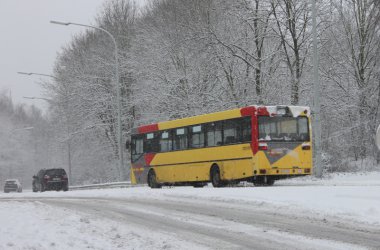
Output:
[[240, 106, 259, 155], [257, 106, 270, 116], [240, 106, 269, 116], [240, 106, 256, 116], [138, 124, 159, 134], [251, 116, 258, 155], [144, 153, 156, 165]]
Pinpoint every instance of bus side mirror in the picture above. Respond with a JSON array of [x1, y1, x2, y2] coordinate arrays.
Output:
[[125, 140, 131, 151]]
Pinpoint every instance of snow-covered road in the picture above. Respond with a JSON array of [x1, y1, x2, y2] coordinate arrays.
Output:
[[1, 172, 380, 250]]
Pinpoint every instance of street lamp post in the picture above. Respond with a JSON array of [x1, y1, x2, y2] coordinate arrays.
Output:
[[22, 95, 73, 184], [11, 126, 34, 132], [7, 127, 34, 182], [17, 72, 57, 79], [50, 20, 126, 181], [312, 0, 322, 178], [23, 96, 55, 104], [376, 124, 380, 151], [19, 73, 73, 184]]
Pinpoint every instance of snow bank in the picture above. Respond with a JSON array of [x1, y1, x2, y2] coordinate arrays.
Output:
[[277, 171, 380, 186]]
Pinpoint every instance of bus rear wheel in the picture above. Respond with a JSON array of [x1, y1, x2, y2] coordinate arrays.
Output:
[[148, 170, 161, 189], [253, 177, 275, 186], [266, 178, 275, 186], [211, 166, 225, 188]]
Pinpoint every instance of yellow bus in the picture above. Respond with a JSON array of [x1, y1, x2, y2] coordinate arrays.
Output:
[[128, 105, 312, 188]]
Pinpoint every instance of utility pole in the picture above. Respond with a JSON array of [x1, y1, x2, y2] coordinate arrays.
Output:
[[312, 0, 322, 178]]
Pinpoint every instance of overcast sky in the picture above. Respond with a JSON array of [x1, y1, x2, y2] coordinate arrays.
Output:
[[0, 0, 109, 112]]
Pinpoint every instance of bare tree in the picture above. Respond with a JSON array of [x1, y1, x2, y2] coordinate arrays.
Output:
[[271, 0, 313, 105], [330, 0, 379, 160]]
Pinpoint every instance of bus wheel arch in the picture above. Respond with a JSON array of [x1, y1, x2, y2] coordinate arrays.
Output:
[[210, 164, 225, 188], [147, 168, 161, 189]]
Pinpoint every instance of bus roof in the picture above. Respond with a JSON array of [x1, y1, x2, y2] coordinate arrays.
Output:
[[132, 105, 310, 135]]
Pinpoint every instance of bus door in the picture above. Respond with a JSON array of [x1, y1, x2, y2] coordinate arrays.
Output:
[[130, 135, 145, 183]]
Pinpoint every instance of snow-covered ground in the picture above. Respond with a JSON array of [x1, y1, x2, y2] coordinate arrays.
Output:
[[1, 171, 379, 249], [0, 200, 202, 250]]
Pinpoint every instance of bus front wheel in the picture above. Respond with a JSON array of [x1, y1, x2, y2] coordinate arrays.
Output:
[[148, 170, 161, 189], [211, 166, 225, 188]]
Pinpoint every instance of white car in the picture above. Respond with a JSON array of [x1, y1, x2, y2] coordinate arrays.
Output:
[[3, 179, 22, 193]]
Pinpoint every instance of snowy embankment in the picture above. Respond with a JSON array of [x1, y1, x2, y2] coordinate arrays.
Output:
[[0, 171, 379, 249]]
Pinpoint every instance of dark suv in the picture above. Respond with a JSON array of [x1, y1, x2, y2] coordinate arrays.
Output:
[[33, 168, 69, 192]]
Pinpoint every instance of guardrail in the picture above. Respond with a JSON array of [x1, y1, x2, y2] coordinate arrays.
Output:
[[69, 181, 146, 190]]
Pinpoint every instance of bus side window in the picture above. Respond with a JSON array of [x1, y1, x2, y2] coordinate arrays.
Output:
[[144, 132, 159, 153], [159, 131, 172, 152], [206, 122, 222, 147], [190, 125, 204, 148], [174, 127, 188, 150], [242, 117, 251, 142], [224, 118, 242, 145]]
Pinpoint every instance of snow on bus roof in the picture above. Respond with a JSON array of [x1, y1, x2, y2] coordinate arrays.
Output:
[[262, 105, 311, 117], [243, 105, 310, 117]]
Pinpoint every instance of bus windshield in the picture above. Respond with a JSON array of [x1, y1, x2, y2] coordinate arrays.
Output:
[[258, 116, 309, 142]]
